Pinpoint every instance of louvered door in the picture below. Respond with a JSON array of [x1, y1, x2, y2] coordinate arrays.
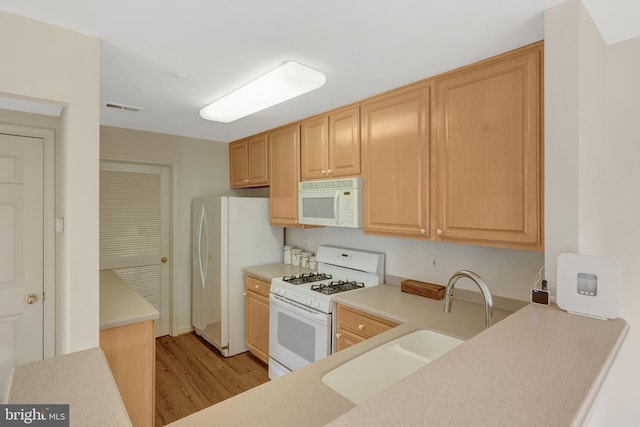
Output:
[[100, 161, 170, 337]]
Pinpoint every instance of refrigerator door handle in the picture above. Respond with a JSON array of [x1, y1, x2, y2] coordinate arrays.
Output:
[[199, 205, 209, 289]]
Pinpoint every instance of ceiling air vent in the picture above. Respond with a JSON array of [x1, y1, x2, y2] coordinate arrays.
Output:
[[104, 102, 143, 112]]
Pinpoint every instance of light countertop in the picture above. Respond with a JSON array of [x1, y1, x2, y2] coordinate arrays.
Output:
[[167, 265, 628, 427], [100, 269, 159, 330], [243, 262, 313, 282], [4, 348, 131, 426]]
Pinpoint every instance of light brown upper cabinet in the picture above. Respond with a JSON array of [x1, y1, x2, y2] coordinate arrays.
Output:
[[432, 42, 543, 250], [301, 106, 360, 181], [229, 133, 269, 188], [269, 124, 301, 226], [361, 83, 431, 239]]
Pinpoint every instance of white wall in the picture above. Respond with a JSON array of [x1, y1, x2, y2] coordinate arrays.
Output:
[[100, 126, 268, 335], [287, 228, 544, 301], [0, 11, 100, 354], [545, 1, 640, 424]]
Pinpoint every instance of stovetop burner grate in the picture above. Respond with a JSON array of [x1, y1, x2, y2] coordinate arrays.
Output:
[[281, 272, 332, 285], [310, 280, 365, 295]]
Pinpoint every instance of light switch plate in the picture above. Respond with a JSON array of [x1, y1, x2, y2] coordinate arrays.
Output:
[[556, 253, 621, 320]]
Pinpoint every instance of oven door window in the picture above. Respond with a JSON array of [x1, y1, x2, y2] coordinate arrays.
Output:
[[277, 311, 317, 362], [269, 295, 331, 372]]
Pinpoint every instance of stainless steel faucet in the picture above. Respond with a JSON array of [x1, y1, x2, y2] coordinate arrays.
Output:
[[444, 270, 494, 328]]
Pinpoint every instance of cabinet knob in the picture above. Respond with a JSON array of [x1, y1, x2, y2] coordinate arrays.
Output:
[[436, 229, 443, 235], [327, 169, 332, 175], [420, 228, 426, 234], [358, 324, 365, 330], [336, 333, 342, 338], [321, 169, 326, 175], [255, 284, 260, 289], [243, 292, 247, 296]]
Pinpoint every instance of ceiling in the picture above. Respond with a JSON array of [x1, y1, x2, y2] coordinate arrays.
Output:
[[1, 0, 637, 143]]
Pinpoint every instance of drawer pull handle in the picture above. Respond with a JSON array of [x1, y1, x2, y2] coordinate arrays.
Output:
[[358, 324, 365, 330]]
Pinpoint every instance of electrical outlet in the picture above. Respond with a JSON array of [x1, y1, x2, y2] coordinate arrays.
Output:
[[430, 255, 439, 271]]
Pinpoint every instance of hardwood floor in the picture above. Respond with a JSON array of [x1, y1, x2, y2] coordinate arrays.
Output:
[[155, 332, 269, 426]]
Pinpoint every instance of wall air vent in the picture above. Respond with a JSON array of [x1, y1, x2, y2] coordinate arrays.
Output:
[[104, 102, 144, 112]]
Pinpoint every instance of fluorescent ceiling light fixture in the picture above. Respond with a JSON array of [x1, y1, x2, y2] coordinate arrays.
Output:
[[199, 61, 326, 123]]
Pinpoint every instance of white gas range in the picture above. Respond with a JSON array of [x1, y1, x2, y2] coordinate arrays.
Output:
[[268, 245, 385, 379]]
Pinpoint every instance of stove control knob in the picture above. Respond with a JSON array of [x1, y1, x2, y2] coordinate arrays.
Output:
[[306, 297, 312, 305], [312, 300, 320, 308], [273, 285, 280, 294], [279, 288, 286, 296]]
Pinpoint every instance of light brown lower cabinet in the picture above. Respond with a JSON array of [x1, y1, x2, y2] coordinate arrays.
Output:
[[100, 320, 155, 427], [244, 276, 271, 364], [335, 304, 399, 352]]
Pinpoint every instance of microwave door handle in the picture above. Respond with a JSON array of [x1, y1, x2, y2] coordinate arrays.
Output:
[[334, 192, 340, 226]]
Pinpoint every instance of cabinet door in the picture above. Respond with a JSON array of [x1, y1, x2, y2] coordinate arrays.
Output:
[[433, 44, 542, 249], [336, 327, 366, 352], [269, 124, 301, 226], [100, 320, 155, 427], [329, 106, 360, 178], [247, 133, 269, 186], [245, 290, 270, 364], [301, 116, 329, 181], [361, 84, 430, 238], [229, 140, 249, 188]]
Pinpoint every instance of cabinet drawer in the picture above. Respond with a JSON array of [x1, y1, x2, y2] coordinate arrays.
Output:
[[245, 276, 271, 298], [337, 304, 398, 339]]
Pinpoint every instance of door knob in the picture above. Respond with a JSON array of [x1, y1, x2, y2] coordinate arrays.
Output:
[[26, 293, 37, 304], [161, 256, 168, 263]]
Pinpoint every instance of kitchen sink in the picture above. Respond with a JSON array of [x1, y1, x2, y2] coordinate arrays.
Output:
[[322, 329, 464, 404]]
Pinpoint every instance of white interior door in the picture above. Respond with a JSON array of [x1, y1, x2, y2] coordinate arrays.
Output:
[[0, 133, 44, 398], [99, 161, 170, 337]]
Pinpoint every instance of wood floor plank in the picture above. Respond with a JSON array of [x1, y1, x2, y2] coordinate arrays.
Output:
[[155, 332, 269, 426]]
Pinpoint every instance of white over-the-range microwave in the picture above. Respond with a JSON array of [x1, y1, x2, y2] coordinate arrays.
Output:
[[298, 177, 363, 228]]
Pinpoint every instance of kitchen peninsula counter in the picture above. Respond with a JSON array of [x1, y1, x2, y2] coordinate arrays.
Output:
[[99, 269, 159, 329], [168, 279, 628, 426], [99, 269, 158, 426], [4, 347, 131, 426]]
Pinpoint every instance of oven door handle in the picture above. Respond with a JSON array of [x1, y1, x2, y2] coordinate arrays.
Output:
[[270, 294, 329, 324]]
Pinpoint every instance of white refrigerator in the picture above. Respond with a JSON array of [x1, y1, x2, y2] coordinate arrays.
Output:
[[192, 196, 283, 357]]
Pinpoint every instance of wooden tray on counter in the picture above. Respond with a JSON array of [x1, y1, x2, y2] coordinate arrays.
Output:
[[401, 279, 446, 300]]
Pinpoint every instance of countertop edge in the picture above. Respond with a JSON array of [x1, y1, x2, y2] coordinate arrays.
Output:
[[573, 321, 630, 426], [100, 315, 158, 330]]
